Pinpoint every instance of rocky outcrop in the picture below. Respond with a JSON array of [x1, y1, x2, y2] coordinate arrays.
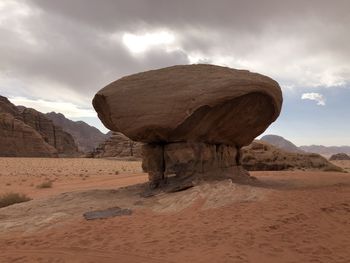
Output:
[[0, 96, 21, 118], [93, 64, 283, 188], [0, 112, 58, 157], [0, 95, 79, 157], [242, 141, 343, 172], [329, 153, 350, 161], [260, 134, 303, 153], [46, 112, 109, 153], [19, 108, 79, 156], [89, 132, 142, 158]]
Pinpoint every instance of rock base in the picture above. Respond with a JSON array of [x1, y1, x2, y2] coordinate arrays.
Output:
[[142, 142, 250, 189]]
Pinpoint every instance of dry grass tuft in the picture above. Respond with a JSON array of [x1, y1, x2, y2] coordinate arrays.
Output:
[[0, 192, 32, 208], [36, 181, 53, 189]]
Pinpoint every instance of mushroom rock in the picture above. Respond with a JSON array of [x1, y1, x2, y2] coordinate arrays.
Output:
[[93, 64, 283, 188]]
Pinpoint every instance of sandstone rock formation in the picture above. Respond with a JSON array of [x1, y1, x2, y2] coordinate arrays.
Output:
[[46, 112, 109, 153], [0, 96, 58, 157], [89, 132, 142, 158], [0, 96, 21, 118], [329, 153, 350, 161], [260, 134, 303, 153], [93, 64, 283, 188], [19, 108, 79, 156], [242, 141, 343, 172], [0, 95, 79, 157]]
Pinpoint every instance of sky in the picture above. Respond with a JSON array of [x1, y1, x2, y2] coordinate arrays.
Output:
[[0, 0, 349, 146]]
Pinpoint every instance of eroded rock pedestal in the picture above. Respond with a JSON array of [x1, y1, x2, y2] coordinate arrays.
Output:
[[142, 142, 248, 188], [93, 64, 283, 189]]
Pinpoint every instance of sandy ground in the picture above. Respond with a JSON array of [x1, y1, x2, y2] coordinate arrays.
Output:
[[0, 158, 349, 263]]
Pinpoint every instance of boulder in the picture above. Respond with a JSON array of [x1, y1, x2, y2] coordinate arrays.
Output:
[[93, 64, 283, 188], [329, 153, 350, 161], [93, 64, 282, 146]]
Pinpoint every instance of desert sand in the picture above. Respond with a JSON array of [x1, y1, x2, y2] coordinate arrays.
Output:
[[0, 158, 349, 263]]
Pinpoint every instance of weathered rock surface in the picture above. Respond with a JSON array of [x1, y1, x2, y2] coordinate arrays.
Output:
[[89, 132, 142, 158], [93, 65, 283, 188], [0, 112, 58, 157], [329, 153, 350, 161], [46, 112, 109, 153], [242, 141, 343, 172], [93, 64, 282, 146], [0, 95, 79, 157], [19, 108, 79, 156], [0, 96, 21, 118]]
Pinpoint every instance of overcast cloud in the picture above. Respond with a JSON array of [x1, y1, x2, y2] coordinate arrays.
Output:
[[0, 0, 349, 143]]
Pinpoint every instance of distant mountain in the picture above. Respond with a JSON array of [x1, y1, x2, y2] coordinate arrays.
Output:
[[46, 112, 109, 153], [300, 145, 350, 158], [260, 134, 350, 158], [260, 134, 303, 153]]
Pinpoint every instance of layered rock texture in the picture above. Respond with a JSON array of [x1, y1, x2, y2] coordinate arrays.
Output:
[[93, 64, 283, 188], [0, 112, 58, 157], [46, 112, 108, 153], [0, 95, 79, 157], [329, 153, 350, 161], [242, 141, 342, 172], [20, 108, 79, 156], [89, 132, 142, 158]]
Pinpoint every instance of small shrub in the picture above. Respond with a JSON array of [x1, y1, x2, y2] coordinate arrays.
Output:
[[36, 181, 53, 189], [0, 193, 31, 208]]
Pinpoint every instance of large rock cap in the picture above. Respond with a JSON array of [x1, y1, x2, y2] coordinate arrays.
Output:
[[93, 64, 282, 147]]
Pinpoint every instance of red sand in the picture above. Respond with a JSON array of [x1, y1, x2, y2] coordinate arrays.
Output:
[[0, 158, 349, 263]]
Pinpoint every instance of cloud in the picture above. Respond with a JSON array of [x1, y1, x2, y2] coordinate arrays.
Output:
[[9, 97, 97, 118], [301, 93, 326, 106], [0, 0, 349, 127]]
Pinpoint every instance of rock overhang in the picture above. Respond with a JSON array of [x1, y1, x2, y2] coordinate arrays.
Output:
[[93, 64, 282, 147], [93, 64, 283, 188]]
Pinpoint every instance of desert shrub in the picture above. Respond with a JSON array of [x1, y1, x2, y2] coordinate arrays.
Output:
[[36, 181, 53, 189], [0, 192, 31, 208]]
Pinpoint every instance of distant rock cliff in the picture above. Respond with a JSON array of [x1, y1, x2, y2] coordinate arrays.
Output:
[[19, 108, 79, 156], [46, 112, 108, 153], [0, 96, 57, 157], [0, 95, 79, 157]]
